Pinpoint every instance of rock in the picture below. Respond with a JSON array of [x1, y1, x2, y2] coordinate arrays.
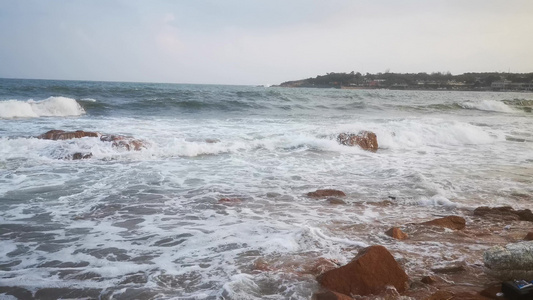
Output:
[[483, 241, 533, 281], [525, 232, 533, 241], [313, 291, 353, 300], [337, 131, 378, 152], [317, 245, 409, 296], [474, 206, 533, 222], [421, 276, 438, 284], [38, 130, 99, 140], [424, 290, 454, 300], [385, 227, 408, 240], [307, 189, 346, 198], [100, 135, 146, 151], [327, 198, 346, 205], [72, 153, 93, 160], [421, 216, 466, 230]]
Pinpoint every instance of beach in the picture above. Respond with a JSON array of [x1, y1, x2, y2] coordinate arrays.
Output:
[[1, 78, 533, 299]]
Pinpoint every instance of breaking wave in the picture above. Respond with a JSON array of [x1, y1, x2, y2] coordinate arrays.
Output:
[[459, 100, 515, 113], [0, 97, 86, 119]]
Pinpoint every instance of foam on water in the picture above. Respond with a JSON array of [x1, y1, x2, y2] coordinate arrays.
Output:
[[0, 97, 85, 119]]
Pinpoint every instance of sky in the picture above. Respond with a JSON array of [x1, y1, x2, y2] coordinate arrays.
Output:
[[1, 0, 532, 85]]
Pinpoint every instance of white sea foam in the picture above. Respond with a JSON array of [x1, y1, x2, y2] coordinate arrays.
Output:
[[0, 97, 85, 119], [460, 100, 515, 113]]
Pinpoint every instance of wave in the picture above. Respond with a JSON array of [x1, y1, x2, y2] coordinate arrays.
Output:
[[459, 100, 515, 113], [0, 97, 86, 119]]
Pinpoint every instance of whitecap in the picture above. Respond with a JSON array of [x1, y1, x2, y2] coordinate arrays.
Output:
[[0, 97, 86, 119]]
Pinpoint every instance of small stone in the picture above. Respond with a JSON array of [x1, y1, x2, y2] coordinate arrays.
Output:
[[525, 232, 533, 241], [385, 227, 408, 240]]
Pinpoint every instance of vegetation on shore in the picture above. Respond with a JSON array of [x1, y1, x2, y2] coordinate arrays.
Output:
[[278, 71, 533, 91]]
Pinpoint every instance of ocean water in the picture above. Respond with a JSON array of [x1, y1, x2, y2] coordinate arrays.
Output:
[[1, 78, 532, 299]]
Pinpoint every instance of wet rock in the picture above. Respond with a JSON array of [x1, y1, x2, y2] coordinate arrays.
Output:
[[483, 241, 533, 281], [313, 290, 353, 300], [474, 206, 533, 222], [385, 227, 408, 240], [337, 131, 378, 152], [72, 152, 93, 160], [525, 232, 533, 241], [327, 198, 346, 205], [38, 129, 99, 140], [100, 135, 146, 151], [317, 245, 409, 296], [307, 189, 346, 198], [421, 216, 466, 230]]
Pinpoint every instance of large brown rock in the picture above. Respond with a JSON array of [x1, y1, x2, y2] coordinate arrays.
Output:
[[525, 232, 533, 241], [474, 206, 533, 222], [420, 216, 466, 230], [317, 245, 408, 296], [337, 131, 378, 152], [38, 130, 99, 140], [307, 189, 346, 198]]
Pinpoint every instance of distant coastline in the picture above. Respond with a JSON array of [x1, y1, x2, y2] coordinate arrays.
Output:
[[276, 71, 533, 92]]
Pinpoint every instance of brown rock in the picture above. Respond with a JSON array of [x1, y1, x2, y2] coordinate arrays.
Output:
[[525, 232, 533, 241], [313, 291, 353, 300], [307, 189, 346, 198], [421, 276, 438, 284], [100, 135, 146, 151], [474, 206, 533, 222], [317, 245, 409, 296], [38, 130, 99, 140], [385, 227, 408, 240], [421, 216, 466, 230], [337, 131, 378, 152]]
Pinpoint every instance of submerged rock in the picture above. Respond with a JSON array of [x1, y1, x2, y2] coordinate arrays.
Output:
[[337, 131, 378, 152], [317, 245, 408, 296], [100, 135, 146, 151], [474, 206, 533, 222], [420, 216, 466, 230], [307, 189, 346, 198], [483, 241, 533, 281], [385, 227, 408, 240], [38, 130, 99, 140]]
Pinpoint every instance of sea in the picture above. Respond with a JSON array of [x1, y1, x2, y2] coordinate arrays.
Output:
[[1, 78, 532, 299]]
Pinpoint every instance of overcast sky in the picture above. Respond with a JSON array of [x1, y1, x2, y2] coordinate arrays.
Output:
[[1, 0, 532, 85]]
